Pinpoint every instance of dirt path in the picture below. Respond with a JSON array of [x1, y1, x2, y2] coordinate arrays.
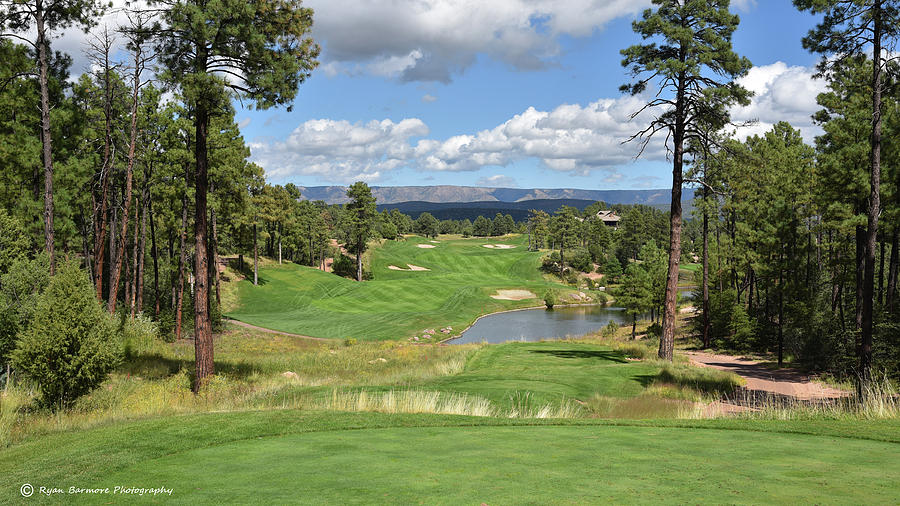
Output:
[[684, 351, 849, 400], [225, 319, 331, 342]]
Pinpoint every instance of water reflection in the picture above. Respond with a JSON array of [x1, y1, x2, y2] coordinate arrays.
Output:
[[449, 305, 630, 345]]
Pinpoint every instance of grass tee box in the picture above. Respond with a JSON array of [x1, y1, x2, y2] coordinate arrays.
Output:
[[226, 235, 571, 341]]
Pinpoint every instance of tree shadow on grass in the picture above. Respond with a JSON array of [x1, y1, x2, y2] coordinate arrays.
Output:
[[226, 257, 269, 286], [119, 352, 260, 382], [529, 349, 629, 363]]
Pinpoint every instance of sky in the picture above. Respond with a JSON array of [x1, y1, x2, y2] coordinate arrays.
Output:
[[55, 0, 830, 190]]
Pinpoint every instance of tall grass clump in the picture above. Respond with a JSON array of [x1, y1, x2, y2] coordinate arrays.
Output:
[[655, 364, 744, 397], [319, 389, 582, 419], [739, 374, 899, 420]]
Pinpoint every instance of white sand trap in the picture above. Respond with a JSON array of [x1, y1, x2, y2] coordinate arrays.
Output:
[[417, 244, 436, 249], [482, 244, 516, 249], [388, 264, 430, 271], [429, 240, 439, 243], [491, 289, 537, 301]]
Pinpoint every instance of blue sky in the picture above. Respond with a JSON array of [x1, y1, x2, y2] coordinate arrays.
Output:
[[235, 1, 829, 191], [104, 1, 820, 191]]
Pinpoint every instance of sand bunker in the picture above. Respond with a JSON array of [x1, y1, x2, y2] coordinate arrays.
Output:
[[388, 264, 430, 271], [429, 240, 439, 243], [482, 244, 516, 249], [416, 244, 436, 249], [491, 289, 536, 301]]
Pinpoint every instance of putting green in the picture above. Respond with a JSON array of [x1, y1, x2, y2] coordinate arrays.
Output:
[[227, 235, 572, 340], [78, 424, 899, 504]]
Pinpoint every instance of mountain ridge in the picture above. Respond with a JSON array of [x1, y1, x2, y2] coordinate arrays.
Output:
[[297, 185, 676, 205]]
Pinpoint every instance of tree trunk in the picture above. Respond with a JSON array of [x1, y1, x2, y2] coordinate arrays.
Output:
[[860, 4, 883, 393], [107, 56, 142, 313], [253, 223, 259, 286], [878, 236, 885, 307], [701, 188, 710, 349], [136, 184, 148, 315], [193, 99, 214, 392], [129, 203, 140, 318], [108, 194, 118, 306], [778, 253, 785, 367], [93, 38, 114, 300], [149, 196, 160, 317], [175, 193, 188, 340], [888, 231, 898, 313], [856, 226, 865, 332], [632, 315, 637, 340], [35, 1, 55, 275], [559, 246, 565, 278], [658, 75, 686, 362], [212, 208, 220, 305], [356, 243, 362, 282]]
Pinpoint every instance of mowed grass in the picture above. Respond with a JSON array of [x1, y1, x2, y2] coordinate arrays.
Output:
[[226, 235, 573, 340], [3, 409, 899, 504]]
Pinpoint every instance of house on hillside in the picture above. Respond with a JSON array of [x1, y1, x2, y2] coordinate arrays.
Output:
[[596, 210, 620, 229]]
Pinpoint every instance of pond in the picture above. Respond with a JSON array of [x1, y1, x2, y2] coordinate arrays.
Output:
[[448, 305, 632, 345]]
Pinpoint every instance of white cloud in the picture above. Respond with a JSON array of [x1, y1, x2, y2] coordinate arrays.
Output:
[[421, 94, 438, 103], [249, 118, 429, 182], [251, 95, 665, 182], [250, 63, 827, 184], [307, 0, 650, 82], [238, 117, 252, 128], [731, 62, 826, 142]]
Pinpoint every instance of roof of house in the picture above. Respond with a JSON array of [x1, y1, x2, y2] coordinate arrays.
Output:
[[596, 210, 621, 222]]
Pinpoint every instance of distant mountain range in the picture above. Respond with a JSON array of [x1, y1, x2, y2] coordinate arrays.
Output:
[[297, 185, 676, 206], [375, 199, 603, 222]]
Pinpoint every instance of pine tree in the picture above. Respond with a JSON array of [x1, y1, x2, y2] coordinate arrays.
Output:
[[620, 0, 752, 360]]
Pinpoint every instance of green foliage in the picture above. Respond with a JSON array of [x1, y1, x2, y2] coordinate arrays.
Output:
[[0, 209, 29, 274], [567, 248, 593, 273], [472, 215, 492, 237], [543, 289, 559, 309], [11, 263, 122, 407], [0, 255, 51, 366], [616, 264, 653, 337], [415, 212, 439, 238], [380, 220, 398, 240], [602, 257, 624, 281], [332, 254, 371, 281], [699, 289, 754, 352]]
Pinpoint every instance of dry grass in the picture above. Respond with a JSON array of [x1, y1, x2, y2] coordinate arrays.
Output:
[[319, 389, 582, 419]]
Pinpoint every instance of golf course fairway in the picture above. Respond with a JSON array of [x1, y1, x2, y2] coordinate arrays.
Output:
[[226, 235, 575, 340]]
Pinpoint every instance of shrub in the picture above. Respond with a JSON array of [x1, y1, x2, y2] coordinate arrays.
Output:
[[601, 321, 619, 338], [0, 255, 50, 367], [11, 262, 122, 408], [543, 289, 559, 309], [157, 309, 177, 343], [568, 248, 593, 273], [0, 209, 29, 274], [332, 254, 372, 280]]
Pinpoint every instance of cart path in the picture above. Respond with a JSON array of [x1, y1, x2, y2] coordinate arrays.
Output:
[[684, 351, 849, 400]]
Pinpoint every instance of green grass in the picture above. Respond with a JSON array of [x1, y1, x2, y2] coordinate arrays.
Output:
[[226, 235, 581, 340], [2, 409, 899, 504]]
